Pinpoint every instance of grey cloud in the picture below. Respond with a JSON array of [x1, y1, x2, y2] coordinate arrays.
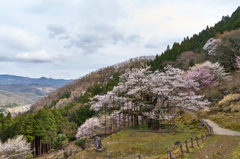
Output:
[[47, 24, 66, 38], [0, 50, 54, 63], [14, 58, 52, 63], [127, 34, 142, 43], [14, 51, 53, 63], [144, 36, 162, 48], [70, 33, 105, 53], [0, 25, 42, 52], [60, 23, 142, 54], [0, 51, 13, 62], [111, 33, 125, 44]]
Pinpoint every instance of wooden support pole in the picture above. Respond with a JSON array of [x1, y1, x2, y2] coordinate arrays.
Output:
[[205, 131, 207, 140], [190, 137, 194, 148], [168, 148, 173, 159], [185, 139, 189, 153], [201, 135, 204, 143], [138, 154, 141, 159], [108, 152, 111, 159], [180, 143, 184, 157], [196, 136, 199, 146]]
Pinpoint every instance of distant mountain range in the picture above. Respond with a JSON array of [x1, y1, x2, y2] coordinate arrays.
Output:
[[0, 75, 74, 111], [0, 74, 73, 86]]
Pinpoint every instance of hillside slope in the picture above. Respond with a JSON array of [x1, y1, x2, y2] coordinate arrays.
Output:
[[30, 56, 154, 111]]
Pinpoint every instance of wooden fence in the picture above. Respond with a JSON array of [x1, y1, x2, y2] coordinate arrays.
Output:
[[166, 115, 213, 159]]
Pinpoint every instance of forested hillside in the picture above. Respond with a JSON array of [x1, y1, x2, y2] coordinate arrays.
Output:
[[30, 56, 154, 112], [149, 6, 240, 71]]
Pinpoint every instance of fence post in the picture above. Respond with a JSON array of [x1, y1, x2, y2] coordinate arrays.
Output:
[[138, 154, 141, 159], [93, 152, 96, 159], [168, 148, 173, 159], [201, 135, 204, 143], [196, 136, 199, 146], [108, 152, 111, 159], [185, 139, 189, 153], [180, 143, 184, 157], [190, 137, 194, 148]]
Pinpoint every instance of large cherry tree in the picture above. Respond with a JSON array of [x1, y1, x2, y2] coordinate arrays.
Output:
[[76, 65, 213, 137]]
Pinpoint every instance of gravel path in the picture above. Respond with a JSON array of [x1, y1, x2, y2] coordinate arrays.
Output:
[[204, 119, 240, 136], [185, 110, 240, 136]]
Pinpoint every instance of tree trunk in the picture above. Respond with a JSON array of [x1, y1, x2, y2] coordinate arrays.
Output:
[[147, 118, 152, 129], [134, 114, 138, 126], [40, 138, 41, 156], [33, 139, 35, 157]]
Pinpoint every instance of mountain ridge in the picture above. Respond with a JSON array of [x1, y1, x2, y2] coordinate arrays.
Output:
[[0, 74, 73, 86]]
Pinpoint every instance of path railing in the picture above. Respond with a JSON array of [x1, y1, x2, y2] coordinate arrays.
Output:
[[166, 129, 212, 159], [165, 111, 214, 159]]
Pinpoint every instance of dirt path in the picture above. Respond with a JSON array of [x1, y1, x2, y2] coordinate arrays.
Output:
[[185, 110, 240, 136], [203, 119, 240, 136]]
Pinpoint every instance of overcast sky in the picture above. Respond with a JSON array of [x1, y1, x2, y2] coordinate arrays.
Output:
[[0, 0, 239, 79]]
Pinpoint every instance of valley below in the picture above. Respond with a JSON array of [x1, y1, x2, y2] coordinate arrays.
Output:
[[0, 75, 73, 114]]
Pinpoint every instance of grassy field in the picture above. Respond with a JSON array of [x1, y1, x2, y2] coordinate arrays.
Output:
[[70, 113, 209, 159], [35, 112, 240, 159]]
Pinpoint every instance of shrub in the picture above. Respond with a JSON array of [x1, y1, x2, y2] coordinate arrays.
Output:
[[52, 134, 68, 149], [27, 153, 33, 159], [74, 137, 87, 149]]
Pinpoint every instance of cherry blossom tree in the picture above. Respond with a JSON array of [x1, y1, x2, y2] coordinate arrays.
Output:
[[75, 117, 103, 139], [91, 65, 210, 117], [112, 66, 151, 96], [84, 65, 211, 133], [236, 56, 240, 69], [184, 67, 216, 88], [0, 135, 31, 159], [184, 61, 227, 88], [148, 65, 209, 112], [90, 92, 127, 111]]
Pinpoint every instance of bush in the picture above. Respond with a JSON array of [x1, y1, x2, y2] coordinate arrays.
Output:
[[52, 134, 68, 149], [74, 137, 87, 149], [206, 90, 223, 102], [27, 153, 33, 159]]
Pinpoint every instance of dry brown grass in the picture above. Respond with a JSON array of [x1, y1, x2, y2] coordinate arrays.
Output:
[[218, 94, 240, 106]]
